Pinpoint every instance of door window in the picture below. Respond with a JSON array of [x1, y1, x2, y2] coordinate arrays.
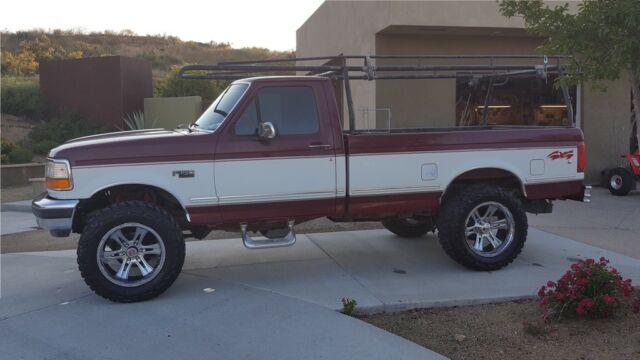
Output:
[[234, 86, 319, 136]]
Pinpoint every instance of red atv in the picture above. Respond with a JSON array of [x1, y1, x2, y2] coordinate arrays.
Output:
[[604, 151, 640, 196]]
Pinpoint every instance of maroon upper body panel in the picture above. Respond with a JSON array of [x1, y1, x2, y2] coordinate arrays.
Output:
[[346, 126, 584, 155], [50, 129, 217, 167]]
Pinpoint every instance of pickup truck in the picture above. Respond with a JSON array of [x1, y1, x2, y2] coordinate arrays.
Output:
[[33, 64, 590, 302]]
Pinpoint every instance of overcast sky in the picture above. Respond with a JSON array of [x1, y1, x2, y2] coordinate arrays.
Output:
[[0, 0, 325, 51]]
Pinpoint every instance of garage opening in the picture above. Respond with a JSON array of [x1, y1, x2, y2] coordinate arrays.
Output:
[[456, 74, 578, 127]]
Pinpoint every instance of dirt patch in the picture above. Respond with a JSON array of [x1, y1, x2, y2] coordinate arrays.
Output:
[[0, 114, 39, 141], [361, 299, 640, 360]]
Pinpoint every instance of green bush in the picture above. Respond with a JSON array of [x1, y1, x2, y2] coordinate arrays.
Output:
[[155, 66, 228, 102], [28, 113, 106, 155], [136, 52, 181, 71], [0, 138, 33, 164], [0, 77, 45, 119], [8, 147, 34, 163]]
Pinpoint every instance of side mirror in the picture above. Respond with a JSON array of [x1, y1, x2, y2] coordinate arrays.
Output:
[[258, 122, 276, 139]]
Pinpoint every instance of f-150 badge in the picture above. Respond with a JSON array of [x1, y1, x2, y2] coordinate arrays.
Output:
[[547, 150, 574, 160], [172, 170, 195, 178]]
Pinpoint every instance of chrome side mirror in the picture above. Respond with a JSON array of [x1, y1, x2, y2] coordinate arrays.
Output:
[[258, 122, 276, 139]]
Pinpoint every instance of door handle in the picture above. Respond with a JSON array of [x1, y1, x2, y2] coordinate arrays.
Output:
[[308, 144, 333, 150]]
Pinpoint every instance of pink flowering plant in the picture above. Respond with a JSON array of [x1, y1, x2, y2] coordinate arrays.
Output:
[[538, 257, 635, 318]]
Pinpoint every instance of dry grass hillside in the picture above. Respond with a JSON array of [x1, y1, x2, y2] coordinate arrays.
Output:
[[1, 29, 293, 78]]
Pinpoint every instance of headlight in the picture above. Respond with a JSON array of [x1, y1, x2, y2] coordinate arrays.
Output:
[[46, 158, 73, 190]]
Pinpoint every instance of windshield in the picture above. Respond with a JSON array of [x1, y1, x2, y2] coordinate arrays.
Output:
[[193, 83, 249, 131]]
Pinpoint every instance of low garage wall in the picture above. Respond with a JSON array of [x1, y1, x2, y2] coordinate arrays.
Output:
[[1, 163, 45, 188], [144, 96, 203, 129]]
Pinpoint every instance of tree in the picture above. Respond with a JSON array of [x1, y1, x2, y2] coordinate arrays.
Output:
[[156, 65, 228, 102], [499, 0, 640, 150]]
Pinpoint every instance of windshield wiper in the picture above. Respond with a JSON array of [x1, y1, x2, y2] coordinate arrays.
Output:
[[214, 109, 228, 117]]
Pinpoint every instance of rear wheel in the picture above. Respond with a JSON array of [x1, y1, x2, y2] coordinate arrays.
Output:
[[382, 217, 433, 238], [607, 167, 633, 196], [436, 185, 527, 271], [77, 201, 185, 302]]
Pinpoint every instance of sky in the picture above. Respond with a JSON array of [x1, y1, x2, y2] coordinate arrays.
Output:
[[0, 0, 325, 51]]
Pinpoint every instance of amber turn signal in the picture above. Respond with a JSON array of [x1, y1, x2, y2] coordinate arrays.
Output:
[[46, 178, 72, 190]]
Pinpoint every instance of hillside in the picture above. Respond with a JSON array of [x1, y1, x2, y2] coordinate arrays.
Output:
[[0, 29, 293, 78]]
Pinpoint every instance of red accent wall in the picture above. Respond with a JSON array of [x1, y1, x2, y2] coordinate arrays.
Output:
[[39, 56, 152, 129]]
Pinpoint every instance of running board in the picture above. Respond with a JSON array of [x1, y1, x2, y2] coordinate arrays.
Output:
[[240, 220, 296, 249]]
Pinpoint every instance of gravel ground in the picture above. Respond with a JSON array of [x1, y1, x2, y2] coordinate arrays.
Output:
[[361, 299, 640, 360]]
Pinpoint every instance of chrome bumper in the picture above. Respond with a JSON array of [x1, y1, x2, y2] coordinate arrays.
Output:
[[31, 194, 79, 237]]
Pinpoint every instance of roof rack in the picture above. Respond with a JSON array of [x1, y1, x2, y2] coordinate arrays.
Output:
[[178, 54, 568, 81], [178, 54, 573, 132]]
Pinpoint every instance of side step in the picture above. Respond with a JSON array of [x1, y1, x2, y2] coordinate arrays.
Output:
[[240, 220, 297, 249]]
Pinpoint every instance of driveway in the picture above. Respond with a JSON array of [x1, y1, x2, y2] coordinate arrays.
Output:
[[2, 227, 640, 360]]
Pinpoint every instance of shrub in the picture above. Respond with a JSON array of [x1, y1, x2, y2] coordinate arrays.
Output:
[[123, 110, 155, 130], [341, 297, 358, 315], [27, 113, 106, 155], [8, 147, 34, 163], [155, 65, 228, 102], [0, 77, 45, 119], [136, 52, 181, 71], [0, 138, 33, 164], [538, 257, 634, 318]]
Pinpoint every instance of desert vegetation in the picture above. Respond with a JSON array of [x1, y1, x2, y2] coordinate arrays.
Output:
[[0, 29, 292, 163]]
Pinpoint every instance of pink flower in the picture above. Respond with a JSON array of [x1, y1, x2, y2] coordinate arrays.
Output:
[[539, 297, 549, 306], [602, 294, 615, 305], [547, 281, 556, 288], [553, 291, 565, 301], [577, 278, 589, 286], [575, 306, 585, 315], [585, 258, 595, 265], [538, 286, 546, 298]]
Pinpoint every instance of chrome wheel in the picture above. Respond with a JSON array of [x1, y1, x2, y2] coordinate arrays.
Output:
[[610, 174, 623, 190], [97, 223, 166, 287], [464, 201, 515, 257]]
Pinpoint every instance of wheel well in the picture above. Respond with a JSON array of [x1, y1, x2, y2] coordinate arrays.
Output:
[[441, 168, 525, 203], [73, 184, 188, 233]]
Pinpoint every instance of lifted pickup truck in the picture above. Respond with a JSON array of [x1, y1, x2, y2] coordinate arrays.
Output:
[[33, 55, 590, 302]]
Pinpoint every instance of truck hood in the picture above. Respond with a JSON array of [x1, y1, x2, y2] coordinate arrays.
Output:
[[50, 129, 217, 167]]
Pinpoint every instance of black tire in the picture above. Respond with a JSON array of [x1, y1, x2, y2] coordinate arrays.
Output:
[[77, 201, 185, 302], [436, 184, 527, 271], [607, 167, 633, 196], [382, 218, 432, 238]]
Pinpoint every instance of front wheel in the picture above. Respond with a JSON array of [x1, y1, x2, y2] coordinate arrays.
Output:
[[436, 185, 527, 271], [77, 201, 185, 302], [607, 167, 633, 196]]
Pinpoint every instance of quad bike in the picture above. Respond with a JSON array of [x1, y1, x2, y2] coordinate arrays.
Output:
[[603, 150, 640, 196]]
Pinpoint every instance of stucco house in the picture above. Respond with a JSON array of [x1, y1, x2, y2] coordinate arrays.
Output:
[[297, 1, 632, 183]]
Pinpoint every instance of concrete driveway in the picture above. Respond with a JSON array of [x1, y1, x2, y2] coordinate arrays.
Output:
[[2, 227, 640, 360]]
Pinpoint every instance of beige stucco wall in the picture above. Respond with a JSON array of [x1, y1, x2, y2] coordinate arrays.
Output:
[[582, 79, 632, 183], [375, 32, 544, 128], [297, 0, 630, 182], [144, 96, 202, 129]]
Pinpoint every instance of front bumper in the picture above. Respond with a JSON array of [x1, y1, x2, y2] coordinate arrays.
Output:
[[31, 193, 79, 237]]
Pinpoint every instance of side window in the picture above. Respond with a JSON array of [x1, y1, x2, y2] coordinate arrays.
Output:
[[234, 86, 319, 136], [234, 99, 259, 135]]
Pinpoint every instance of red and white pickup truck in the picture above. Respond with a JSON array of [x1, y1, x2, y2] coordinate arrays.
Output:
[[33, 57, 590, 302]]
